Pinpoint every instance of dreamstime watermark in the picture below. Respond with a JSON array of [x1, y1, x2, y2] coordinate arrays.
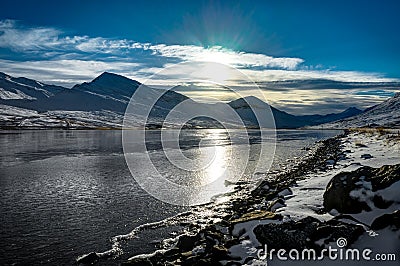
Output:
[[256, 237, 397, 264], [122, 61, 277, 206]]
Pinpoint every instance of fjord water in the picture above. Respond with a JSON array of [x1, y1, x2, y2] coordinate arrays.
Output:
[[0, 129, 340, 265]]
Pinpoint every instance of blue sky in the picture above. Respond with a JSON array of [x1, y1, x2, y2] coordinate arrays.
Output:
[[0, 0, 399, 114]]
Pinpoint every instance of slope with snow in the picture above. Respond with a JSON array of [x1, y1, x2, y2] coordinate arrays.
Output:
[[229, 96, 363, 129], [315, 92, 400, 128], [0, 72, 65, 101], [0, 72, 366, 129]]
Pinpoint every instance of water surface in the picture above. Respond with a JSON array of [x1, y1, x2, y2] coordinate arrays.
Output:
[[0, 129, 341, 265]]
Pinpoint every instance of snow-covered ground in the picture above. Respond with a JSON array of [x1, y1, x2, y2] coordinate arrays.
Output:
[[277, 131, 400, 222], [222, 131, 400, 266], [0, 104, 124, 128]]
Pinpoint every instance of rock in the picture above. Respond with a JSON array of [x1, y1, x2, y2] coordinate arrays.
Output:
[[176, 234, 200, 252], [163, 248, 181, 259], [230, 210, 280, 224], [123, 258, 153, 266], [312, 220, 364, 246], [323, 164, 400, 213], [371, 211, 400, 230], [76, 252, 99, 265], [355, 142, 368, 148], [181, 251, 193, 258], [210, 245, 229, 260], [361, 153, 373, 159], [277, 188, 293, 198], [268, 198, 286, 212], [326, 159, 335, 165], [253, 216, 364, 251], [253, 216, 321, 250]]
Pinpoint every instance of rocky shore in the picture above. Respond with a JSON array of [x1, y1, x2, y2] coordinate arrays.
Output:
[[78, 130, 400, 265]]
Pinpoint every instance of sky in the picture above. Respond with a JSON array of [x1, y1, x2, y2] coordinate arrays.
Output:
[[0, 0, 399, 114]]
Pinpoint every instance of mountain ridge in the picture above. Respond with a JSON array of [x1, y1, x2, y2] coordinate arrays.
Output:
[[0, 71, 373, 129], [310, 94, 400, 128]]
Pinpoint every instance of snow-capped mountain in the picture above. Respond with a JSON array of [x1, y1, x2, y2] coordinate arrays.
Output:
[[228, 96, 363, 129], [0, 72, 65, 100], [72, 72, 140, 104], [0, 71, 365, 129], [315, 93, 400, 128], [228, 96, 303, 128], [0, 72, 140, 112], [299, 107, 362, 125]]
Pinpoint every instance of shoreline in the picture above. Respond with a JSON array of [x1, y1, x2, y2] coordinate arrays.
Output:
[[77, 130, 348, 265], [86, 129, 400, 266]]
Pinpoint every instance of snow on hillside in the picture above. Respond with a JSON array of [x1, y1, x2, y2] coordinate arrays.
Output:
[[0, 72, 65, 100], [0, 71, 379, 129], [0, 104, 125, 129], [72, 72, 141, 103], [315, 93, 400, 128], [0, 88, 36, 100]]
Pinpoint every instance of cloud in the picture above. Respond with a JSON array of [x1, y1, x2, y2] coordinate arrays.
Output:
[[263, 89, 391, 115], [0, 20, 399, 114], [0, 59, 141, 87], [148, 45, 303, 69], [354, 89, 396, 97], [0, 20, 302, 70], [0, 20, 398, 84], [242, 69, 400, 83], [0, 20, 64, 52]]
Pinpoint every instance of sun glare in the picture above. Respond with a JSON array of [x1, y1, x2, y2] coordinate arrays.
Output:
[[199, 48, 233, 65], [197, 62, 234, 83]]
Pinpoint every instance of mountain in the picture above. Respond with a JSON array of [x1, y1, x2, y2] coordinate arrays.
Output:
[[0, 72, 65, 101], [0, 72, 191, 128], [72, 72, 140, 104], [228, 96, 306, 128], [228, 96, 363, 129], [300, 107, 363, 125], [0, 72, 141, 112], [0, 71, 363, 129], [314, 93, 400, 128]]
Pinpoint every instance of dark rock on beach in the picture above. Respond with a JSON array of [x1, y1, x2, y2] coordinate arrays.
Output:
[[76, 252, 100, 265], [254, 216, 321, 250], [371, 210, 400, 231], [253, 216, 364, 251], [323, 164, 400, 213]]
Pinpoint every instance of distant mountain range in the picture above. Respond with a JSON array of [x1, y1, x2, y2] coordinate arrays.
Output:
[[311, 92, 400, 129], [0, 71, 395, 129]]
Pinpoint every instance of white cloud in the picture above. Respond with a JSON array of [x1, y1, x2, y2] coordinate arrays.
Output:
[[0, 59, 141, 87], [148, 45, 303, 69], [0, 20, 303, 70], [241, 69, 400, 83], [0, 20, 399, 114]]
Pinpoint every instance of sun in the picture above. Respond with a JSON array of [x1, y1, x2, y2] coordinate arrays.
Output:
[[197, 46, 234, 65], [192, 46, 242, 83], [197, 61, 234, 84]]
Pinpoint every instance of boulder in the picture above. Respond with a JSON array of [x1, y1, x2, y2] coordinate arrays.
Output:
[[311, 220, 364, 246], [176, 234, 200, 252], [361, 154, 373, 159], [323, 164, 400, 213], [76, 252, 99, 265], [253, 216, 321, 250], [253, 216, 364, 251], [371, 210, 400, 230], [230, 210, 279, 224]]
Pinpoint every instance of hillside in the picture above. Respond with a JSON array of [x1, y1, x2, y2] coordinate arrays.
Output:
[[0, 72, 364, 129], [313, 93, 400, 128]]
